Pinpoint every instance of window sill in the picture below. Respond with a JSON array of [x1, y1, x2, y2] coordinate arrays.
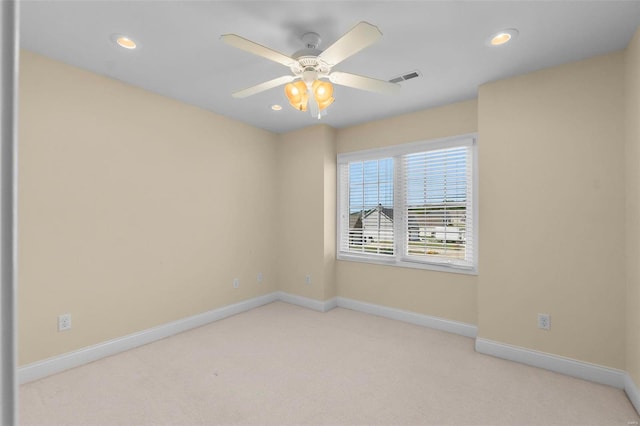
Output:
[[336, 253, 478, 275]]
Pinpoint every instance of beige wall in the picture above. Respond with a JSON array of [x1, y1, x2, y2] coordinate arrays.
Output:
[[335, 100, 479, 325], [276, 124, 336, 301], [336, 100, 478, 155], [323, 126, 337, 300], [626, 28, 640, 385], [478, 53, 626, 369], [19, 38, 639, 380], [18, 51, 279, 365]]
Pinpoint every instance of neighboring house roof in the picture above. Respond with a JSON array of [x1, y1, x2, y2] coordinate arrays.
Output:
[[350, 205, 393, 230], [363, 205, 394, 221], [349, 212, 363, 229]]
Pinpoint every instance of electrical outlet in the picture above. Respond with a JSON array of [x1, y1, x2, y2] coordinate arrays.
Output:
[[538, 313, 550, 330], [233, 278, 239, 289], [257, 272, 263, 283], [58, 314, 71, 331], [305, 275, 311, 285]]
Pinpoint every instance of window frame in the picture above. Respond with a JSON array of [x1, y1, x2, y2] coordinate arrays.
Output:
[[336, 134, 478, 275]]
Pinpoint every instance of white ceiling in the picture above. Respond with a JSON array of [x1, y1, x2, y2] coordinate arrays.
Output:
[[20, 1, 640, 134]]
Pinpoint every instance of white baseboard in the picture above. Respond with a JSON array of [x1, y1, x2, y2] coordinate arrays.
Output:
[[626, 373, 640, 415], [277, 291, 337, 312], [20, 291, 338, 384], [19, 288, 639, 419], [324, 297, 338, 311], [336, 296, 477, 338], [19, 292, 279, 384], [475, 338, 626, 389]]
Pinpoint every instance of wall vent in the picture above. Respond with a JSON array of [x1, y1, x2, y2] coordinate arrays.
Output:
[[389, 70, 422, 83]]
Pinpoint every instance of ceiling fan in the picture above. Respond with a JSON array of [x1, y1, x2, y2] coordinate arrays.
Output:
[[221, 21, 400, 119]]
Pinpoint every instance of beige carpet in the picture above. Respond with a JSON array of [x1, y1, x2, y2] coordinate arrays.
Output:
[[19, 302, 640, 425]]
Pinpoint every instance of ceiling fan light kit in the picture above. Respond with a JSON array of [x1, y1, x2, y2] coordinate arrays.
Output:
[[221, 21, 400, 119], [284, 79, 334, 113]]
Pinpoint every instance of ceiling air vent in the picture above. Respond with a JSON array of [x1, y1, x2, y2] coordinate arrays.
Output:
[[389, 70, 422, 83]]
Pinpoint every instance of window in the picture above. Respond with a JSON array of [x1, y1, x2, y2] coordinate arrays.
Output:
[[344, 158, 394, 256], [337, 135, 477, 274]]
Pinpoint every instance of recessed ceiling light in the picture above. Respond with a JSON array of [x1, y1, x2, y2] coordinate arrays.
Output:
[[488, 29, 519, 46], [112, 34, 137, 49], [271, 104, 282, 111]]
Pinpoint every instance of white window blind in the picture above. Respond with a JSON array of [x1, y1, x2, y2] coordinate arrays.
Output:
[[399, 143, 474, 268], [339, 158, 394, 256], [337, 134, 477, 274]]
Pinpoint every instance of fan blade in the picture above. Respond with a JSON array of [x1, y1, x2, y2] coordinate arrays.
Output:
[[318, 22, 382, 67], [221, 34, 297, 68], [232, 75, 295, 98], [329, 72, 400, 94]]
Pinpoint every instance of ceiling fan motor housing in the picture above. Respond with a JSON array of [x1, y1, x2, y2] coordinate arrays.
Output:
[[292, 56, 330, 77], [302, 68, 318, 84], [290, 32, 331, 77]]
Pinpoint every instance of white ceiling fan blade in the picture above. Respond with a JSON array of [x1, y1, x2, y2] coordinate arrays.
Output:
[[221, 34, 297, 68], [318, 22, 382, 67], [232, 75, 295, 98], [329, 72, 400, 94]]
